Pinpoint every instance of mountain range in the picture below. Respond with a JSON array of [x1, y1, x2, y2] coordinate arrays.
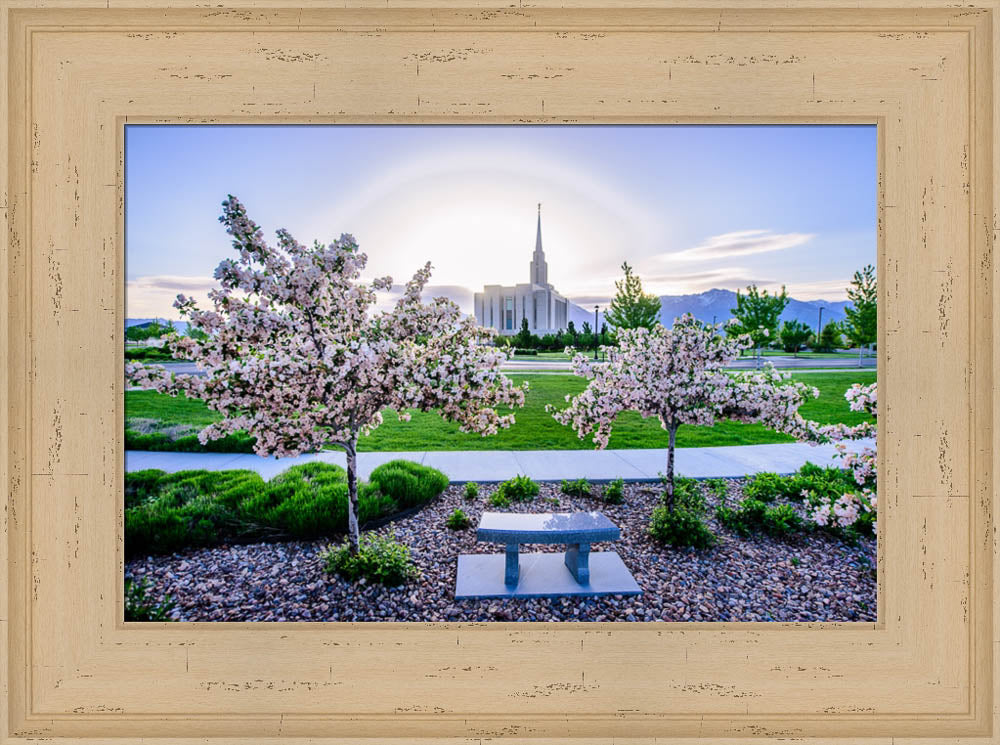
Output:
[[567, 288, 850, 332], [128, 288, 851, 337]]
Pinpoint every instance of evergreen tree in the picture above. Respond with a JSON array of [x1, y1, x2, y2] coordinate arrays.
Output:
[[843, 264, 877, 365], [604, 262, 661, 330], [514, 317, 533, 349], [581, 321, 593, 336]]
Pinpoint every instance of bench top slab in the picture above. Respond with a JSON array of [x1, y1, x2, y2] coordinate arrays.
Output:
[[477, 511, 621, 544]]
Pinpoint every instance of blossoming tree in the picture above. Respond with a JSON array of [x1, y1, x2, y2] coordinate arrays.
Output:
[[802, 382, 877, 533], [126, 196, 526, 552], [548, 314, 818, 508]]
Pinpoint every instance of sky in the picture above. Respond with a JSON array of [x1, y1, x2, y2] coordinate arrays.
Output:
[[125, 124, 876, 319]]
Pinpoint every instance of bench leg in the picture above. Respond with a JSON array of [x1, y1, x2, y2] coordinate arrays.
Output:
[[564, 543, 591, 584], [504, 543, 520, 586]]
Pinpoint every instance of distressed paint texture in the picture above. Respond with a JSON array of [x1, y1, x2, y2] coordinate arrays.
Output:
[[0, 2, 997, 744]]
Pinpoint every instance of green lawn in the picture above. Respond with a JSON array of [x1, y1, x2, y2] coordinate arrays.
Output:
[[126, 371, 875, 452]]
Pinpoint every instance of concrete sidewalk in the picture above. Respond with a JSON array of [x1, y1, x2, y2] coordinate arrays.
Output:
[[125, 439, 874, 483]]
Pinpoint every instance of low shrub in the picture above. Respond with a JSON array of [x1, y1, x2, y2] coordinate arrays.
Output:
[[513, 348, 538, 356], [124, 577, 176, 621], [716, 498, 803, 539], [560, 478, 592, 497], [601, 478, 625, 505], [124, 468, 168, 508], [124, 460, 448, 556], [649, 505, 716, 549], [704, 478, 729, 501], [664, 475, 706, 515], [787, 462, 858, 501], [125, 428, 257, 453], [124, 346, 178, 362], [495, 475, 539, 503], [763, 504, 803, 536], [743, 472, 785, 502], [369, 460, 449, 509], [445, 508, 471, 530], [488, 489, 511, 508], [463, 482, 479, 500], [323, 534, 419, 586]]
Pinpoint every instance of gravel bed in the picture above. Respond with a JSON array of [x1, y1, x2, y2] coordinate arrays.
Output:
[[126, 480, 877, 623]]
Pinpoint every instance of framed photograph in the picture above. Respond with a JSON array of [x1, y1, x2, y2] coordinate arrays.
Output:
[[1, 1, 996, 743]]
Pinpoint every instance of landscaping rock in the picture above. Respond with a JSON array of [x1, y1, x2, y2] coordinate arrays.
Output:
[[126, 478, 877, 623]]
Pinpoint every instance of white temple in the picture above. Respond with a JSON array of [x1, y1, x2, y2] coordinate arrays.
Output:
[[473, 204, 569, 336]]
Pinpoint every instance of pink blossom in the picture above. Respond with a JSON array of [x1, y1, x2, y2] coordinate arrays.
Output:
[[127, 196, 527, 551]]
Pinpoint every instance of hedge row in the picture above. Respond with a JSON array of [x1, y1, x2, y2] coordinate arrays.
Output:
[[125, 429, 257, 453], [125, 460, 449, 556]]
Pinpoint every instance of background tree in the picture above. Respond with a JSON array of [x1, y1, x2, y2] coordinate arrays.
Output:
[[549, 315, 817, 507], [127, 196, 526, 554], [815, 321, 843, 352], [567, 320, 580, 346], [727, 284, 789, 365], [126, 320, 176, 343], [843, 264, 877, 366], [779, 319, 813, 356], [581, 321, 592, 336], [514, 317, 533, 350], [604, 262, 661, 330]]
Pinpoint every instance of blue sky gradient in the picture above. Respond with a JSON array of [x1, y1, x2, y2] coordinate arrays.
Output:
[[126, 124, 876, 318]]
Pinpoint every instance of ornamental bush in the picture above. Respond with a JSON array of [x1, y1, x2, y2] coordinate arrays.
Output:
[[369, 460, 450, 510], [649, 506, 716, 549], [323, 534, 419, 586], [743, 472, 785, 502], [601, 478, 625, 505], [560, 478, 592, 497], [463, 482, 479, 500], [487, 490, 510, 508], [445, 508, 471, 530], [495, 475, 539, 503], [715, 498, 803, 539], [124, 460, 448, 556]]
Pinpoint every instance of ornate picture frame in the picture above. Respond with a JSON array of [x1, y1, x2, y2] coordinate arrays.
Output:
[[1, 1, 996, 742]]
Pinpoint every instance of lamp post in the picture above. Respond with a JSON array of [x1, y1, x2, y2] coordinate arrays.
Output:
[[594, 305, 599, 361]]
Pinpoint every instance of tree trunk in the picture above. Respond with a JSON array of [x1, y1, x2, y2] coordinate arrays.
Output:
[[858, 343, 864, 368], [345, 434, 360, 554], [664, 422, 678, 511]]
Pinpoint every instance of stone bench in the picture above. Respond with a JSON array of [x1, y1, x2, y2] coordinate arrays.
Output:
[[455, 511, 642, 599], [477, 511, 620, 585]]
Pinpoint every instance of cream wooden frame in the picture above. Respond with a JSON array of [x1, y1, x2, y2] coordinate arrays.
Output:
[[1, 1, 997, 743]]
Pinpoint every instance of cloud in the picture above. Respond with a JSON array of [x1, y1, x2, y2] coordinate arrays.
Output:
[[638, 268, 778, 297], [779, 278, 851, 301], [568, 294, 615, 306], [126, 275, 216, 318], [373, 283, 474, 312], [661, 230, 814, 262]]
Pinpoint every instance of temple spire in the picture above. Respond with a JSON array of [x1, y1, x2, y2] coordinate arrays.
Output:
[[530, 203, 548, 286], [535, 203, 543, 251]]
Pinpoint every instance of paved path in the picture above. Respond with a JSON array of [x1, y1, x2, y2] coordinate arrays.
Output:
[[126, 439, 874, 483]]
